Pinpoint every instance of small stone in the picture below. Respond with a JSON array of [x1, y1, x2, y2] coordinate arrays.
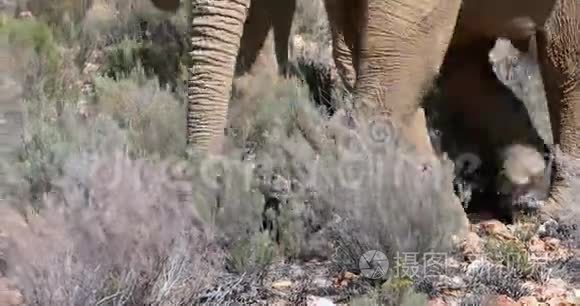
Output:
[[480, 220, 516, 240], [517, 296, 539, 305], [343, 271, 357, 280], [17, 11, 33, 19], [306, 296, 335, 306], [271, 280, 293, 290], [312, 277, 331, 289], [466, 259, 489, 274], [493, 294, 517, 306], [535, 278, 569, 302], [444, 257, 462, 271], [538, 219, 559, 238], [461, 232, 484, 260], [545, 297, 573, 306], [528, 236, 546, 254], [427, 297, 446, 306], [543, 238, 560, 251]]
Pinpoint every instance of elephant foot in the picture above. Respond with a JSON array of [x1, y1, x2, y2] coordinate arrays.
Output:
[[538, 183, 575, 222], [538, 148, 580, 219], [401, 108, 437, 160]]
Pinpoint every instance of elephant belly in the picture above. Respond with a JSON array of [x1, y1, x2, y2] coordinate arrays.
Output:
[[458, 0, 557, 43]]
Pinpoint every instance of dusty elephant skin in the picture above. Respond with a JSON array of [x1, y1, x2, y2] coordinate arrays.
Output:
[[150, 0, 296, 154], [150, 1, 579, 211]]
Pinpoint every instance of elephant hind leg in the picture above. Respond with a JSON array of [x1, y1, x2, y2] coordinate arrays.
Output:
[[150, 0, 180, 12], [324, 0, 359, 91], [270, 0, 296, 76], [236, 0, 274, 76]]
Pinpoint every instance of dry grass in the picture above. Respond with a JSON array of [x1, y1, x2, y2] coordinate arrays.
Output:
[[1, 0, 578, 304], [1, 152, 222, 305]]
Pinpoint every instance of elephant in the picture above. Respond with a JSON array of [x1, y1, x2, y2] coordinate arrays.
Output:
[[150, 0, 579, 214], [326, 0, 579, 215]]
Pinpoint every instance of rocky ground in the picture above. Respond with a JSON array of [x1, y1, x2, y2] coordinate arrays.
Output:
[[177, 215, 579, 305], [0, 215, 577, 305]]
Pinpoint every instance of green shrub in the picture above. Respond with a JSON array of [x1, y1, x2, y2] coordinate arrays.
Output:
[[226, 232, 278, 273], [0, 17, 59, 61], [93, 73, 186, 157], [485, 237, 533, 279]]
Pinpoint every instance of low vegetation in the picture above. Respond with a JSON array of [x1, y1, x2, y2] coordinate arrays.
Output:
[[0, 0, 578, 305]]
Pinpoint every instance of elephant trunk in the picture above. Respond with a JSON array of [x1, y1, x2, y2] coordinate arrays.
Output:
[[187, 0, 250, 153]]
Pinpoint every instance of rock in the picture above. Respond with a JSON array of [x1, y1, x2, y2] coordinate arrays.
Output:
[[479, 219, 516, 240], [492, 294, 517, 306], [0, 278, 23, 306], [535, 278, 569, 302], [466, 259, 489, 274], [427, 297, 446, 306], [312, 277, 332, 289], [306, 296, 335, 306], [538, 219, 559, 238], [16, 10, 32, 19], [543, 237, 560, 251], [342, 271, 357, 280], [445, 257, 462, 271], [528, 236, 546, 254], [545, 297, 574, 306], [82, 62, 100, 76], [517, 296, 539, 305], [461, 232, 484, 260], [271, 280, 293, 290]]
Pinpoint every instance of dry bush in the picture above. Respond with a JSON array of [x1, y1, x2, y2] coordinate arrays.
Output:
[[292, 0, 330, 46], [0, 16, 74, 101], [93, 74, 186, 157], [2, 14, 186, 202], [1, 151, 223, 305], [226, 67, 469, 269], [20, 0, 93, 26], [550, 149, 580, 285], [308, 116, 468, 269], [8, 70, 187, 205]]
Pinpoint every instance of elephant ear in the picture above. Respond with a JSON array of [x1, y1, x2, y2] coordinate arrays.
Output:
[[151, 0, 180, 12]]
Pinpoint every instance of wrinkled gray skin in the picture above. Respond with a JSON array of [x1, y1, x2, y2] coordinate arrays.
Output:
[[151, 0, 295, 153], [152, 0, 579, 214]]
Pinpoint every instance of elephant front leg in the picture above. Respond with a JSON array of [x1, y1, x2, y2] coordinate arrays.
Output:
[[355, 0, 462, 157], [535, 0, 580, 213], [188, 0, 251, 153]]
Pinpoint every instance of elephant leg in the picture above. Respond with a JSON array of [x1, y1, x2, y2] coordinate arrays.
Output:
[[235, 0, 273, 76], [188, 0, 251, 153], [150, 0, 180, 12], [535, 0, 580, 211], [439, 38, 548, 197], [355, 0, 462, 157], [270, 0, 296, 77], [324, 0, 358, 91]]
